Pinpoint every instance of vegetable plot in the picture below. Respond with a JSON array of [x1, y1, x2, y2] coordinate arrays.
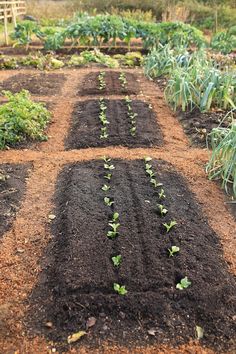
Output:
[[0, 164, 30, 238], [66, 99, 162, 149], [28, 159, 236, 351], [0, 73, 66, 96], [79, 71, 139, 96]]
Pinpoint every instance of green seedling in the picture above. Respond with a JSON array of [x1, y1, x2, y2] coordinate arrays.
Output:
[[163, 220, 177, 233], [119, 72, 127, 88], [130, 126, 136, 136], [110, 212, 119, 222], [104, 163, 115, 170], [102, 184, 110, 191], [144, 157, 152, 162], [145, 163, 152, 170], [159, 188, 166, 199], [107, 220, 120, 238], [146, 169, 155, 178], [176, 277, 191, 290], [150, 178, 163, 188], [104, 197, 114, 207], [112, 254, 122, 267], [103, 156, 111, 163], [104, 173, 112, 180], [100, 132, 109, 139], [158, 204, 168, 217], [168, 246, 180, 257], [125, 96, 132, 104], [98, 71, 106, 90], [113, 283, 127, 295]]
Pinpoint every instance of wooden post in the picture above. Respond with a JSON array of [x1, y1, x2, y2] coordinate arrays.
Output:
[[11, 2, 17, 27], [3, 3, 8, 45]]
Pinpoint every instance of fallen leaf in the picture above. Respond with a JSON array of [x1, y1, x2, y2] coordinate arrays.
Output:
[[86, 317, 96, 329], [196, 325, 204, 339], [67, 331, 86, 344]]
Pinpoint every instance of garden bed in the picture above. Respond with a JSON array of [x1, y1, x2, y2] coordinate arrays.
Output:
[[27, 159, 236, 351], [66, 99, 162, 149], [0, 163, 30, 238], [0, 73, 66, 96], [79, 71, 139, 95], [178, 109, 232, 148]]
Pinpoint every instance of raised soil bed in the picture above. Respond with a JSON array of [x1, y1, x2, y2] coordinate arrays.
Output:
[[66, 99, 163, 149], [27, 159, 236, 351], [0, 163, 30, 238], [0, 73, 66, 96], [79, 71, 139, 96]]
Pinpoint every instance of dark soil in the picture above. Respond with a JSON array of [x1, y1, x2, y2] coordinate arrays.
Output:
[[65, 99, 163, 149], [0, 73, 66, 96], [27, 159, 236, 352], [79, 71, 139, 96], [178, 109, 233, 148], [0, 163, 30, 238]]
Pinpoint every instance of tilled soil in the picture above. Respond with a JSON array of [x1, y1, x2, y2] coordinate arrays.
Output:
[[0, 163, 30, 238], [27, 159, 236, 352], [0, 67, 235, 354], [0, 73, 66, 96], [79, 71, 140, 95], [66, 99, 163, 149]]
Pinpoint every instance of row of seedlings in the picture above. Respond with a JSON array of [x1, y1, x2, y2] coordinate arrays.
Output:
[[99, 98, 109, 139], [144, 157, 191, 290], [102, 156, 127, 295], [125, 96, 138, 137]]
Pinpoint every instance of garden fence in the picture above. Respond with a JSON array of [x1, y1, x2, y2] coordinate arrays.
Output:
[[0, 0, 26, 44]]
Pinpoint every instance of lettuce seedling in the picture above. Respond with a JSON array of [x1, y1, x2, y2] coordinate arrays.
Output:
[[112, 255, 122, 267], [107, 220, 120, 238], [146, 169, 155, 178], [111, 212, 119, 222], [144, 157, 152, 162], [102, 184, 110, 191], [159, 188, 166, 199], [163, 220, 177, 232], [100, 132, 108, 139], [103, 156, 111, 163], [125, 96, 132, 104], [145, 163, 152, 170], [150, 178, 163, 188], [158, 204, 168, 217], [176, 277, 191, 290], [113, 283, 127, 295], [104, 163, 115, 170], [130, 126, 136, 136], [168, 246, 180, 257], [104, 197, 114, 207], [104, 173, 112, 180]]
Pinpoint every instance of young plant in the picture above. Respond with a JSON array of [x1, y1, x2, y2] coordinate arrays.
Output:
[[159, 188, 166, 199], [163, 220, 177, 233], [104, 173, 112, 180], [150, 178, 163, 188], [104, 197, 114, 207], [98, 71, 106, 90], [113, 283, 127, 295], [158, 204, 168, 217], [119, 72, 127, 89], [130, 126, 136, 137], [112, 254, 122, 267], [168, 246, 180, 257], [104, 163, 115, 170], [176, 277, 191, 290], [144, 157, 152, 162], [102, 184, 110, 191], [103, 156, 111, 163], [107, 213, 120, 238]]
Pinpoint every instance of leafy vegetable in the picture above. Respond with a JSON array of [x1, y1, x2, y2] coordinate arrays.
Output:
[[113, 283, 127, 295], [168, 246, 180, 257], [112, 255, 122, 267], [176, 277, 191, 290], [163, 220, 177, 233]]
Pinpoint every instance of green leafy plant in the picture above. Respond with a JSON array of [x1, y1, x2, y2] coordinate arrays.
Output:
[[119, 72, 127, 89], [168, 246, 180, 257], [107, 213, 120, 238], [113, 283, 127, 295], [112, 255, 122, 267], [163, 220, 177, 233], [104, 163, 115, 170], [98, 71, 106, 90], [104, 197, 114, 207], [150, 178, 163, 188], [158, 204, 168, 217], [104, 173, 112, 180], [102, 184, 110, 191], [0, 90, 51, 149], [176, 277, 191, 290], [159, 188, 166, 199]]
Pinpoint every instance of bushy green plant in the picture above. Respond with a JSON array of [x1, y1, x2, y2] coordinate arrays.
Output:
[[211, 30, 236, 54], [0, 90, 51, 149], [11, 21, 43, 50]]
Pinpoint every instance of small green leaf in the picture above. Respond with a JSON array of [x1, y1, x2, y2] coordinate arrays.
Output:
[[112, 255, 122, 267], [176, 277, 191, 290]]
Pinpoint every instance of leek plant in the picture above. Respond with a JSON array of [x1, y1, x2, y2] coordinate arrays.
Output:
[[207, 114, 236, 198]]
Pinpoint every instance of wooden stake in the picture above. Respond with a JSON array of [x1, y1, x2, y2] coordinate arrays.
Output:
[[4, 3, 8, 45]]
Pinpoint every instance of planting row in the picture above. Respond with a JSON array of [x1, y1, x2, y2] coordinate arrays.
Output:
[[80, 71, 139, 96], [0, 163, 30, 238], [66, 98, 162, 149], [27, 159, 236, 351]]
